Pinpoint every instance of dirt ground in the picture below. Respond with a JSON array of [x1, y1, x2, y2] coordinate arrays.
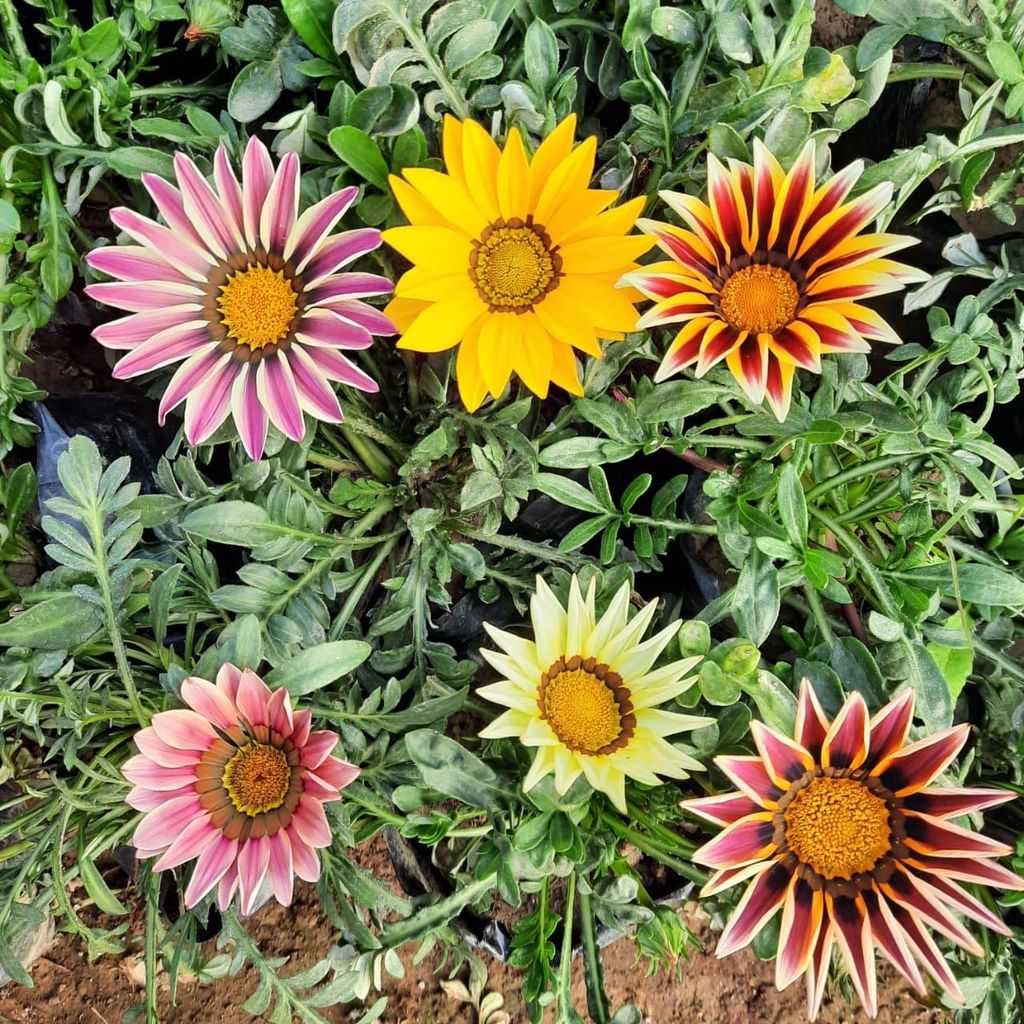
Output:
[[0, 833, 947, 1024]]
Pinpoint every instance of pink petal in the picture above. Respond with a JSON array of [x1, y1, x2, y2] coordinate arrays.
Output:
[[827, 893, 877, 1017], [863, 890, 925, 994], [180, 677, 240, 732], [112, 323, 212, 377], [134, 727, 201, 768], [296, 308, 373, 350], [284, 185, 358, 266], [923, 873, 1012, 936], [700, 861, 767, 898], [877, 724, 970, 795], [902, 787, 1015, 819], [864, 689, 915, 770], [235, 669, 273, 728], [132, 794, 203, 852], [259, 151, 300, 256], [241, 136, 275, 249], [152, 813, 219, 871], [805, 922, 834, 1021], [683, 791, 761, 827], [884, 899, 963, 1002], [183, 836, 239, 908], [749, 721, 814, 786], [288, 347, 344, 423], [306, 273, 394, 304], [714, 756, 783, 807], [174, 152, 243, 259], [301, 773, 339, 802], [906, 853, 1024, 891], [268, 686, 294, 738], [268, 831, 295, 906], [93, 307, 203, 351], [158, 349, 232, 424], [300, 730, 339, 769], [716, 862, 790, 956], [304, 347, 378, 393], [217, 865, 239, 911], [775, 877, 824, 991], [881, 869, 983, 956], [310, 756, 359, 791], [314, 299, 396, 336], [217, 663, 244, 703], [256, 357, 306, 441], [122, 755, 198, 791], [237, 836, 271, 916], [230, 366, 269, 461], [820, 692, 870, 771], [127, 787, 180, 811], [87, 245, 191, 284], [141, 172, 211, 250], [290, 710, 312, 748], [109, 207, 213, 278], [301, 228, 381, 284], [151, 709, 218, 750], [214, 146, 245, 240], [291, 797, 331, 848], [794, 678, 829, 758], [288, 832, 321, 883], [183, 358, 239, 446], [85, 279, 202, 313], [903, 811, 1012, 858], [692, 814, 775, 869]]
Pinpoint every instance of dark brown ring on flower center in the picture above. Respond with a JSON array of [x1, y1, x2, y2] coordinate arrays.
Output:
[[771, 766, 907, 898], [202, 248, 306, 363], [538, 655, 635, 756]]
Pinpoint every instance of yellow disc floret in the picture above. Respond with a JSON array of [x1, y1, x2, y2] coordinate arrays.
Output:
[[719, 264, 799, 334], [218, 263, 299, 348], [784, 777, 891, 879], [469, 220, 560, 312], [223, 743, 291, 816], [539, 661, 630, 755]]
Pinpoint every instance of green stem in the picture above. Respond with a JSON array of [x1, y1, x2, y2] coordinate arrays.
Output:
[[0, 0, 31, 69], [599, 811, 707, 886], [803, 585, 834, 644], [886, 61, 965, 84], [557, 872, 577, 1020], [328, 536, 398, 640], [340, 425, 395, 483], [804, 452, 935, 502], [578, 882, 609, 1024], [456, 526, 581, 565], [143, 867, 159, 1024], [377, 872, 496, 948]]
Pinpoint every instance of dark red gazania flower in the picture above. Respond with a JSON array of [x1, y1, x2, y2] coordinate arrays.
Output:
[[684, 682, 1021, 1019], [625, 140, 928, 419]]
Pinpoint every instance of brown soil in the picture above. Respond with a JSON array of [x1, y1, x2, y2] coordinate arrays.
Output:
[[0, 835, 948, 1024]]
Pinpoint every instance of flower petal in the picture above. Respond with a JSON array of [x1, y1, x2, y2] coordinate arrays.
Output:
[[716, 862, 791, 956], [183, 836, 239, 908], [877, 724, 970, 795], [692, 813, 775, 869], [820, 692, 870, 771]]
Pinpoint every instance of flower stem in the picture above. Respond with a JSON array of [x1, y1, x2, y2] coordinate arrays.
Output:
[[578, 881, 609, 1024]]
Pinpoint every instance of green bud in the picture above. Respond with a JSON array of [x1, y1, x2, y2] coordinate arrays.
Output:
[[184, 0, 240, 41], [676, 618, 711, 657]]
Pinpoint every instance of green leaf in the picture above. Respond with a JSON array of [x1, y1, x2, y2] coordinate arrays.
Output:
[[651, 6, 698, 45], [985, 40, 1024, 85], [406, 730, 508, 809], [524, 19, 559, 95], [42, 81, 82, 146], [856, 23, 905, 71], [446, 20, 499, 74], [228, 60, 284, 123], [900, 563, 1024, 606], [534, 473, 607, 514], [776, 463, 807, 550], [328, 125, 389, 190], [282, 0, 336, 60], [0, 595, 103, 650], [731, 552, 779, 645], [148, 564, 182, 646], [265, 641, 371, 696], [714, 10, 753, 63], [802, 418, 844, 445], [78, 845, 129, 916], [181, 501, 278, 545], [106, 147, 176, 180]]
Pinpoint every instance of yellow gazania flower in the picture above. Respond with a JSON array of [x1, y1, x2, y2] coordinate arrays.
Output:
[[625, 140, 929, 420], [382, 116, 653, 410], [477, 576, 711, 814]]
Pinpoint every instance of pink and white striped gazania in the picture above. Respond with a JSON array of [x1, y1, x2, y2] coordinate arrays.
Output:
[[124, 664, 359, 913], [85, 138, 394, 460], [683, 683, 1022, 1019]]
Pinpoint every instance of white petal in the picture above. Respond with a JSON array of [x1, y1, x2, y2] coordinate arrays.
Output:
[[530, 576, 567, 667], [582, 581, 631, 660]]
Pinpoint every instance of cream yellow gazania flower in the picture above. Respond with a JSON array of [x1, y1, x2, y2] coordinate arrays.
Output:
[[382, 116, 654, 410], [477, 576, 711, 813]]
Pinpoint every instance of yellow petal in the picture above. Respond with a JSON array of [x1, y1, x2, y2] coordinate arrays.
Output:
[[383, 295, 430, 333], [527, 114, 577, 211], [553, 195, 646, 248], [400, 168, 489, 238], [548, 341, 583, 396], [389, 175, 448, 227], [396, 295, 484, 353], [544, 189, 619, 244], [460, 119, 501, 221], [394, 263, 472, 301], [477, 312, 517, 398], [534, 290, 600, 353], [497, 128, 530, 221], [534, 135, 597, 227], [559, 234, 656, 276], [441, 115, 465, 182], [555, 275, 640, 335], [381, 225, 471, 268], [456, 319, 488, 412], [515, 313, 554, 398]]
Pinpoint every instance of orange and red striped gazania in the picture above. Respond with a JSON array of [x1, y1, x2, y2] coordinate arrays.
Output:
[[684, 682, 1021, 1019], [624, 141, 928, 420]]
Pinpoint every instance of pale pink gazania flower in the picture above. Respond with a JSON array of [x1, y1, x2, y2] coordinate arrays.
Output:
[[124, 664, 359, 913], [85, 138, 395, 460]]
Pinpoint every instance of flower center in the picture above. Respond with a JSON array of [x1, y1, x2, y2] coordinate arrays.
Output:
[[719, 264, 799, 334], [538, 656, 635, 756], [217, 263, 299, 350], [222, 742, 292, 816], [784, 777, 891, 880], [469, 218, 561, 313]]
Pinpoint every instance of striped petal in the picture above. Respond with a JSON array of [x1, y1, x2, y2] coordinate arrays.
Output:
[[109, 207, 213, 279], [716, 862, 791, 956], [183, 359, 239, 446], [750, 720, 814, 786], [902, 811, 1012, 858], [84, 279, 201, 313], [87, 245, 191, 284], [288, 346, 344, 423], [715, 755, 784, 807], [94, 308, 204, 351], [183, 836, 239, 908], [820, 692, 869, 771], [259, 151, 300, 255], [901, 787, 1014, 819], [775, 876, 824, 991], [112, 323, 211, 377], [284, 185, 358, 265], [242, 136, 275, 248], [305, 346, 378, 393], [230, 366, 269, 461], [256, 357, 305, 442], [794, 678, 830, 758], [877, 724, 970, 795], [826, 893, 877, 1017], [692, 813, 775, 869], [682, 791, 760, 827], [174, 152, 243, 258], [864, 688, 915, 770]]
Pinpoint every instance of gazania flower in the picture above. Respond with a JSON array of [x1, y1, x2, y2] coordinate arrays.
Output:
[[85, 138, 394, 460], [382, 116, 653, 410], [684, 682, 1021, 1019], [124, 663, 359, 913], [477, 576, 710, 813], [626, 140, 928, 419]]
